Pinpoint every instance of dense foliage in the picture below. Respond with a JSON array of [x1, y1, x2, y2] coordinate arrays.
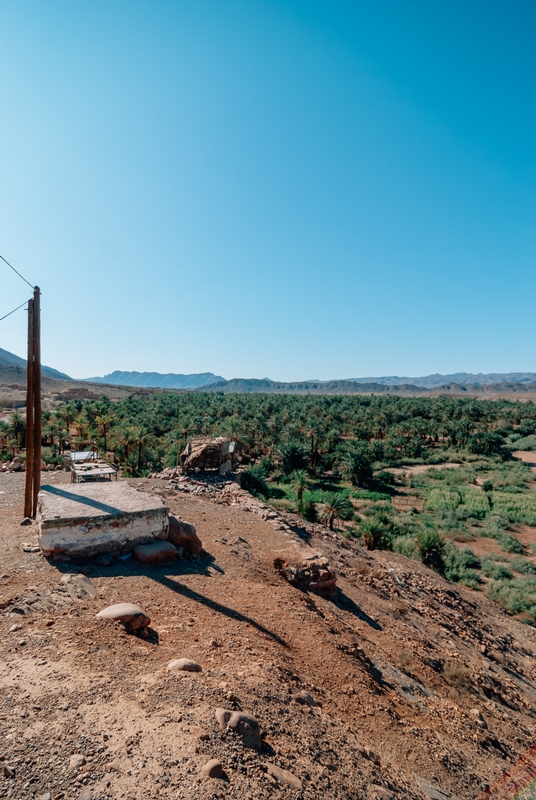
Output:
[[2, 390, 536, 621]]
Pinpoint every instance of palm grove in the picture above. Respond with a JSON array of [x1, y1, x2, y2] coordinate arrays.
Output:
[[3, 392, 536, 621]]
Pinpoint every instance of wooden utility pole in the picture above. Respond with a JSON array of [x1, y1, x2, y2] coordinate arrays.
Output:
[[24, 286, 41, 518], [32, 287, 41, 517], [23, 297, 34, 518]]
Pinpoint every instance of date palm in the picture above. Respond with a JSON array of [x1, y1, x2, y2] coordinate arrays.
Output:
[[290, 469, 309, 503]]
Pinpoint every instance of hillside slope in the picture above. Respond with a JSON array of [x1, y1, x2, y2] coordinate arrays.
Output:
[[0, 346, 71, 381], [2, 472, 536, 799]]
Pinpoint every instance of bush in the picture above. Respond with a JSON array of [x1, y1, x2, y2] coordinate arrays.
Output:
[[510, 434, 536, 451], [392, 536, 418, 558], [241, 464, 269, 497], [444, 662, 472, 691], [298, 499, 317, 522], [486, 576, 536, 620], [443, 544, 481, 588], [360, 517, 393, 551], [416, 529, 445, 573], [511, 558, 536, 575], [481, 559, 513, 580]]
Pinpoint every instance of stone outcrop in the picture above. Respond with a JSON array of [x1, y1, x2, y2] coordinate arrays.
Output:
[[167, 516, 202, 555]]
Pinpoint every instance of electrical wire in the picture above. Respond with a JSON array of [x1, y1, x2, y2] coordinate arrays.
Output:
[[0, 254, 34, 289], [0, 299, 28, 323]]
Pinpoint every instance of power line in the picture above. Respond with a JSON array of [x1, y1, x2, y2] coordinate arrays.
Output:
[[0, 254, 34, 289], [0, 299, 28, 323]]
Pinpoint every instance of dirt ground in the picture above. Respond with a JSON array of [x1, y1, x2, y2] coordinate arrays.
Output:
[[2, 474, 536, 800]]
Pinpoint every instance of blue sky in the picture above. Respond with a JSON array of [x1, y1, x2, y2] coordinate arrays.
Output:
[[0, 1, 534, 381]]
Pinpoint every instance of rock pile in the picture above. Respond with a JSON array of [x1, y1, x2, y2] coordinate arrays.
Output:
[[274, 552, 337, 598]]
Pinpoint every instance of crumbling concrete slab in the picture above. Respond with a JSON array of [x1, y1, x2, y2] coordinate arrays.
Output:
[[37, 482, 168, 558]]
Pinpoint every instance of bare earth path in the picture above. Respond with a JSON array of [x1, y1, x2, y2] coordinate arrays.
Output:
[[2, 473, 536, 800]]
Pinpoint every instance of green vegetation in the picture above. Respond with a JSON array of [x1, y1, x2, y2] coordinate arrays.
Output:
[[3, 391, 536, 622]]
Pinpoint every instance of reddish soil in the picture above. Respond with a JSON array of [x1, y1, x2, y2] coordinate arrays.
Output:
[[2, 473, 536, 800]]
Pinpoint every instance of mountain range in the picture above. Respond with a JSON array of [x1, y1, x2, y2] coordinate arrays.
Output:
[[2, 347, 536, 393], [83, 370, 225, 389], [0, 347, 71, 381], [346, 372, 536, 388]]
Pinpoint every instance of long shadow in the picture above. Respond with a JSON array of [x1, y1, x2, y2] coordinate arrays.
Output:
[[335, 588, 382, 631], [158, 574, 289, 647], [41, 484, 124, 516], [55, 549, 288, 648]]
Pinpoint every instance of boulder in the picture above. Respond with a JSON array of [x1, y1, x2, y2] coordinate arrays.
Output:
[[9, 458, 21, 472], [200, 759, 225, 779], [266, 763, 302, 791], [215, 708, 262, 749], [96, 603, 150, 632], [167, 658, 202, 672], [167, 516, 203, 555], [133, 541, 177, 564]]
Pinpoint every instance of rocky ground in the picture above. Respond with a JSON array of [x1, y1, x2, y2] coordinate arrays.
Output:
[[2, 472, 536, 800]]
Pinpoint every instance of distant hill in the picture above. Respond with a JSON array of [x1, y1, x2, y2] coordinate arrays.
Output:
[[0, 347, 71, 381], [205, 378, 427, 394], [346, 372, 536, 388], [83, 370, 225, 389]]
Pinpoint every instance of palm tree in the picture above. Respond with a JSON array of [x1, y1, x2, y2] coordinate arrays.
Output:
[[8, 412, 25, 447], [321, 493, 354, 531], [95, 413, 114, 452], [290, 469, 309, 503]]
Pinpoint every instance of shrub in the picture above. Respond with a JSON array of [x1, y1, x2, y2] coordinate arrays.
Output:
[[486, 576, 536, 620], [297, 499, 317, 522], [241, 464, 269, 497], [360, 517, 393, 551], [510, 558, 536, 575], [444, 662, 472, 691], [443, 544, 481, 588], [416, 529, 445, 573], [376, 470, 397, 486], [459, 486, 490, 519], [481, 559, 513, 580], [392, 536, 418, 558]]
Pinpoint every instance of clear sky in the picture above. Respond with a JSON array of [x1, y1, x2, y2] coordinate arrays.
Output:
[[0, 1, 534, 381]]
